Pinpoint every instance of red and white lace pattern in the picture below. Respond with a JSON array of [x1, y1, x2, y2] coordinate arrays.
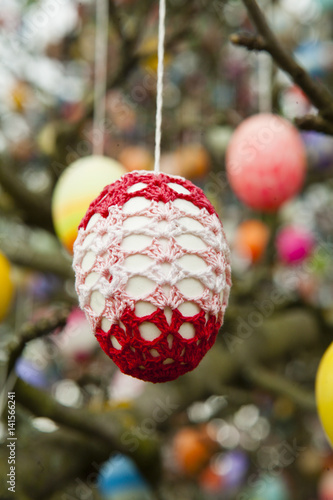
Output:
[[73, 171, 231, 383]]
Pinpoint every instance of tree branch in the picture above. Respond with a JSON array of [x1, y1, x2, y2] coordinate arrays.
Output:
[[14, 377, 162, 483], [0, 243, 74, 279], [230, 32, 267, 51], [243, 364, 316, 411], [4, 307, 161, 486], [8, 308, 319, 495], [6, 306, 71, 377], [0, 425, 112, 500], [15, 378, 122, 448], [295, 114, 333, 136], [236, 0, 333, 122]]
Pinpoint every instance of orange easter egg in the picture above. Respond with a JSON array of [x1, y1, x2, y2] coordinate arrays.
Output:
[[178, 145, 211, 179], [160, 145, 211, 180], [119, 146, 154, 172], [234, 219, 270, 263], [173, 427, 213, 475]]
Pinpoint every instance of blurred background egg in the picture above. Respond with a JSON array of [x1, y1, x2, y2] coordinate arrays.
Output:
[[234, 219, 270, 264], [172, 426, 216, 476], [316, 342, 333, 447], [276, 226, 315, 265], [52, 155, 126, 253], [118, 145, 153, 172], [160, 144, 210, 180], [98, 454, 154, 500], [0, 251, 14, 322]]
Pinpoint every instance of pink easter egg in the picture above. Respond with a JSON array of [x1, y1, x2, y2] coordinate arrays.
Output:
[[226, 114, 306, 211], [276, 226, 315, 264]]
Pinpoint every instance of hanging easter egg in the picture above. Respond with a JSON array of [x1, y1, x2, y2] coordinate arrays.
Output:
[[172, 427, 215, 475], [316, 342, 333, 447], [234, 219, 270, 263], [215, 451, 249, 489], [98, 454, 153, 500], [301, 131, 333, 170], [119, 146, 154, 172], [160, 145, 211, 180], [52, 155, 126, 253], [179, 145, 211, 179], [73, 171, 231, 383], [276, 226, 315, 265], [200, 450, 248, 493], [0, 251, 14, 322], [226, 114, 306, 211]]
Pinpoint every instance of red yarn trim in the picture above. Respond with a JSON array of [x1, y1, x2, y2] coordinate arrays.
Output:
[[95, 306, 221, 383], [79, 172, 219, 230]]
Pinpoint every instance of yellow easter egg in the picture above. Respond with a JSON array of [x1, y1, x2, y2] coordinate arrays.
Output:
[[316, 342, 333, 447], [138, 37, 171, 73], [52, 155, 126, 253], [0, 252, 14, 322]]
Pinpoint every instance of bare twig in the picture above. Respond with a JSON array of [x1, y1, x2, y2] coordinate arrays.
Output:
[[15, 378, 122, 449], [236, 0, 333, 122], [14, 377, 162, 484], [0, 239, 74, 279], [6, 306, 71, 376], [230, 32, 267, 51], [243, 364, 316, 411], [295, 114, 333, 136]]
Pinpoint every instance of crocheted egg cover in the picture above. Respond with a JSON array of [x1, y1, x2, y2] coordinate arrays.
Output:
[[73, 171, 231, 383]]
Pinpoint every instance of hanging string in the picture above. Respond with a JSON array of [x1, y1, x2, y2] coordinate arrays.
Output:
[[153, 0, 166, 174], [258, 51, 272, 113], [257, 2, 273, 113], [93, 0, 109, 156]]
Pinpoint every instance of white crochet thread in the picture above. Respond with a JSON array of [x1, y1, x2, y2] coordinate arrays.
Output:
[[154, 0, 166, 174]]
